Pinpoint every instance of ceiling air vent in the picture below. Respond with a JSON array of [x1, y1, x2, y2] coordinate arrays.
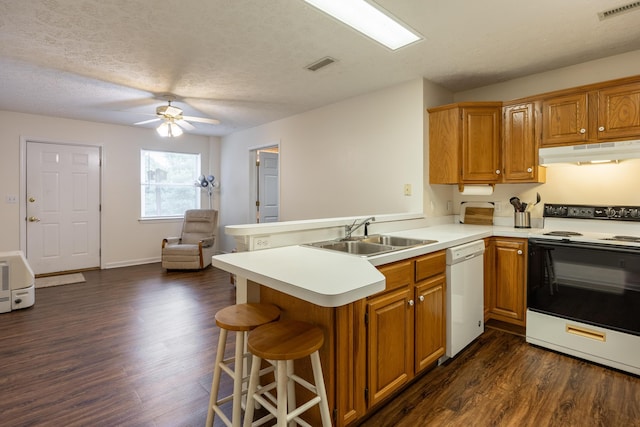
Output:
[[598, 1, 640, 20], [305, 57, 337, 71]]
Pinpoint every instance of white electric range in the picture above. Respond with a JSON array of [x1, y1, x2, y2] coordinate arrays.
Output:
[[526, 204, 640, 375]]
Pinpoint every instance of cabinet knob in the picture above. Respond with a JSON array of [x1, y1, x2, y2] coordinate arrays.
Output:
[[598, 126, 605, 131], [527, 167, 533, 173], [408, 299, 414, 306], [517, 249, 523, 255], [580, 128, 586, 134], [419, 295, 425, 302], [495, 169, 501, 175]]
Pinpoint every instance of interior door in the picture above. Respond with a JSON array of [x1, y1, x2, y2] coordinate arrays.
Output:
[[258, 151, 279, 223], [26, 142, 101, 275]]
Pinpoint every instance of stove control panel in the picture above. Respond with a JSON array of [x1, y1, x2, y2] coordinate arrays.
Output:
[[544, 204, 640, 221]]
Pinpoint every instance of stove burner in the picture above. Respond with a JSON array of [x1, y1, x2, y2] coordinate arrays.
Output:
[[602, 235, 640, 243], [544, 231, 583, 237]]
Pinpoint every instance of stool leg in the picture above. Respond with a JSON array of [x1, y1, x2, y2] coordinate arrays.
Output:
[[232, 330, 245, 427], [286, 360, 296, 427], [276, 360, 288, 427], [243, 354, 261, 427], [206, 328, 228, 427], [310, 351, 332, 427]]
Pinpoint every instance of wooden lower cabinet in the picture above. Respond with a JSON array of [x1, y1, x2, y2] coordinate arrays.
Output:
[[364, 251, 446, 411], [484, 237, 527, 327], [258, 250, 446, 426], [414, 275, 446, 372], [366, 286, 413, 407]]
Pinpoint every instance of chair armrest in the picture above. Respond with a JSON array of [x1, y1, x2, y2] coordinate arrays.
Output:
[[200, 237, 215, 248], [162, 237, 181, 248]]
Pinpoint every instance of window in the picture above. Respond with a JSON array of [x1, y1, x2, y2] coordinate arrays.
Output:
[[140, 149, 201, 218]]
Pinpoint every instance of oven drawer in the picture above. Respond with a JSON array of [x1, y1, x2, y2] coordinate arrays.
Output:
[[526, 310, 640, 375]]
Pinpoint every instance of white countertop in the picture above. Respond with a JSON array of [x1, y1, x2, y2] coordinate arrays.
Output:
[[211, 223, 541, 307]]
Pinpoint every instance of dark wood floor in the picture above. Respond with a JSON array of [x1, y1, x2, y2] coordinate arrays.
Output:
[[1, 264, 638, 427]]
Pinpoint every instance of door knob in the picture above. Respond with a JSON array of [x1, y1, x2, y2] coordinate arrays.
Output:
[[28, 216, 40, 222], [29, 197, 36, 203]]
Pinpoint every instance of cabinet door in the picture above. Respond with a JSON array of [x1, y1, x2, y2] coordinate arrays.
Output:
[[492, 239, 527, 326], [541, 92, 588, 146], [503, 103, 538, 181], [366, 287, 413, 408], [461, 106, 502, 182], [414, 275, 445, 372], [596, 82, 640, 140], [336, 302, 366, 426]]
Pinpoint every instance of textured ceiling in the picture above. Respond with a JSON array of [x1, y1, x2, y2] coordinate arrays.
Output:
[[1, 0, 639, 136]]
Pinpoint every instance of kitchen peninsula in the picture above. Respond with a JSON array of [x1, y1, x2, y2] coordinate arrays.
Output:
[[210, 215, 534, 426]]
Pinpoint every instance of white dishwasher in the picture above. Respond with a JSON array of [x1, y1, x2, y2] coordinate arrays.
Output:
[[442, 240, 485, 361]]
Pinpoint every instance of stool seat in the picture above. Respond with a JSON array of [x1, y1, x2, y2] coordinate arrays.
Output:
[[248, 320, 324, 360], [215, 303, 281, 331]]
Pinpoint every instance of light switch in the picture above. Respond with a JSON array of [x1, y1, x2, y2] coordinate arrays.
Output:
[[403, 184, 412, 196], [6, 195, 17, 204]]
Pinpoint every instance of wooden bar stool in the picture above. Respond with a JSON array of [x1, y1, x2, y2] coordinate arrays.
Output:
[[243, 320, 332, 427], [206, 303, 281, 427]]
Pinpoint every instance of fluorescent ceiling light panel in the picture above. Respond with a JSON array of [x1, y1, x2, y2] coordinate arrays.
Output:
[[305, 0, 422, 50]]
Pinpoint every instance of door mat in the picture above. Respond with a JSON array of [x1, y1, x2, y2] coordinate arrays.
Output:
[[35, 273, 85, 289]]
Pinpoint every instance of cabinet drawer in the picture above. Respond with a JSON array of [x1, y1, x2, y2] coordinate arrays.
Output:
[[415, 251, 446, 282], [375, 260, 412, 294]]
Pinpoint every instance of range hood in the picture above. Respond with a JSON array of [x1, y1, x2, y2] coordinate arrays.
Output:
[[539, 140, 640, 165]]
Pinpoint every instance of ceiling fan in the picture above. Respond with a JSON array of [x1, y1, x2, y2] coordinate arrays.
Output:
[[134, 95, 220, 137]]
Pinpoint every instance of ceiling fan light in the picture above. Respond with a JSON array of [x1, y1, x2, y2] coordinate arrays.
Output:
[[156, 121, 183, 137], [169, 122, 183, 137], [156, 122, 170, 137]]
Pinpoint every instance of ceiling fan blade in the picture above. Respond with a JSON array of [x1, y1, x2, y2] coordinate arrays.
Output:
[[134, 118, 161, 125], [176, 119, 195, 131], [182, 115, 221, 125]]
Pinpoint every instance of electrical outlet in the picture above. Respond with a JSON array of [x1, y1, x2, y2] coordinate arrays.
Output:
[[494, 201, 501, 212], [6, 195, 17, 204], [447, 200, 452, 213], [254, 237, 270, 249], [403, 184, 412, 196]]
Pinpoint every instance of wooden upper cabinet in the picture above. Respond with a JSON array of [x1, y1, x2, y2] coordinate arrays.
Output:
[[461, 106, 502, 182], [541, 92, 589, 146], [428, 102, 502, 184], [596, 82, 640, 140], [502, 102, 545, 182], [539, 77, 640, 147]]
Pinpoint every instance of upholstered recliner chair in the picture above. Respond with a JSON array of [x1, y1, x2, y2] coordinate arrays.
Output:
[[161, 209, 218, 270]]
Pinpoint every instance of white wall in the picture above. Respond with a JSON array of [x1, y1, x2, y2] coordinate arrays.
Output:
[[0, 110, 220, 268], [219, 78, 426, 253]]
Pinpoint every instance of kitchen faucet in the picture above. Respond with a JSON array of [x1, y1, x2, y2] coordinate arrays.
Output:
[[344, 216, 375, 240]]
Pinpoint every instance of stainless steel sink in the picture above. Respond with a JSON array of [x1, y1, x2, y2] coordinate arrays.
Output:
[[305, 234, 438, 257], [312, 240, 395, 255], [359, 235, 437, 247]]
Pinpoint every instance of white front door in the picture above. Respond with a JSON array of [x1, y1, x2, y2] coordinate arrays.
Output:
[[259, 151, 279, 223], [26, 142, 101, 275]]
